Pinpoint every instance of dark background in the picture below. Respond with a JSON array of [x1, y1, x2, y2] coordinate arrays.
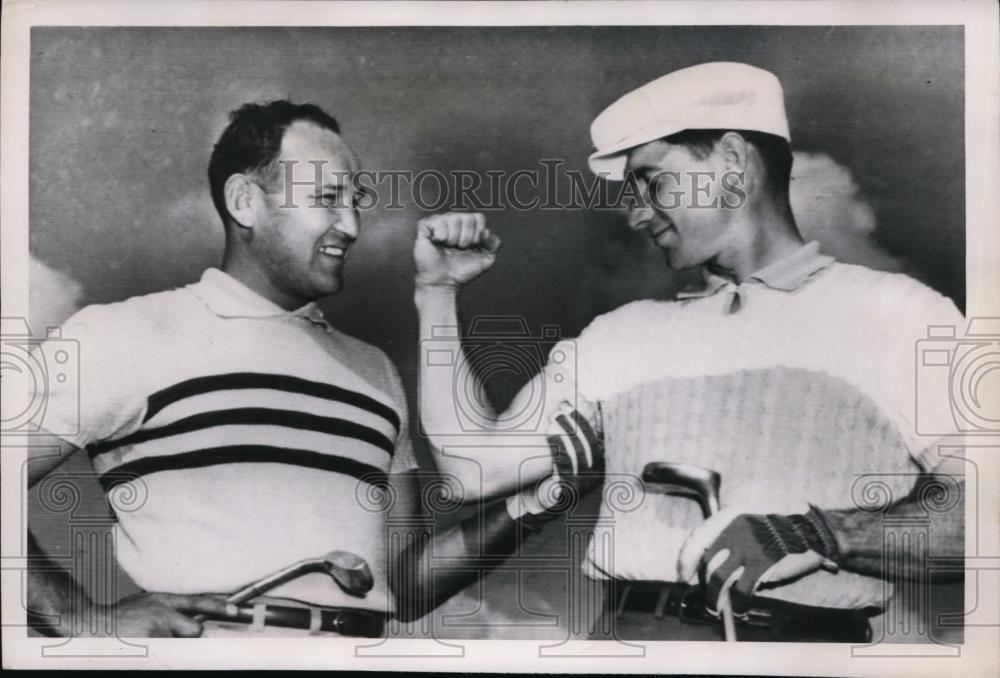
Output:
[[28, 26, 965, 639]]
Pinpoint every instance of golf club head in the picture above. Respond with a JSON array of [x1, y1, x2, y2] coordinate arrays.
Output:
[[641, 462, 721, 517], [322, 551, 375, 596]]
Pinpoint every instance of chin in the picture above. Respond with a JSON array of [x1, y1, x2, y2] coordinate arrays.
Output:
[[307, 277, 344, 300], [665, 247, 710, 272], [664, 251, 691, 270], [320, 281, 344, 297]]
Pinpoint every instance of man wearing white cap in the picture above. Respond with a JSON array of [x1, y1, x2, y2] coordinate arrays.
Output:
[[414, 62, 965, 641]]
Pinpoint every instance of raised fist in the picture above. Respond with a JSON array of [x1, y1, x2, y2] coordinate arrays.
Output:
[[414, 212, 502, 289]]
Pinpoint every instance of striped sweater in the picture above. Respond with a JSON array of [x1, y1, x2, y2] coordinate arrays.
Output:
[[37, 269, 416, 612]]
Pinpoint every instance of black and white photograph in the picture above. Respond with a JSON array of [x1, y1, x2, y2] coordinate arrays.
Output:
[[2, 0, 998, 673]]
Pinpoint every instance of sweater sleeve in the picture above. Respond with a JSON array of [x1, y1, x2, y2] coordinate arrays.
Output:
[[27, 303, 146, 450], [381, 352, 419, 474], [876, 274, 966, 473]]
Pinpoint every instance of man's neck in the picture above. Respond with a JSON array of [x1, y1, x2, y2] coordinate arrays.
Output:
[[220, 253, 307, 312], [705, 200, 804, 283]]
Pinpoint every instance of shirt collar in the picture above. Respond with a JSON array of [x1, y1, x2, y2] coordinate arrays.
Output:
[[677, 241, 835, 300], [189, 268, 330, 327]]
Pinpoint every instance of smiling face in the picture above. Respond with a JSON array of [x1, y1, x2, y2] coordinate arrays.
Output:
[[625, 138, 737, 271], [250, 120, 361, 306]]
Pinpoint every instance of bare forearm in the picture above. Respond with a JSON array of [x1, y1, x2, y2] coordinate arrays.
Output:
[[415, 284, 498, 427], [391, 498, 529, 622], [824, 474, 964, 580], [415, 285, 550, 498]]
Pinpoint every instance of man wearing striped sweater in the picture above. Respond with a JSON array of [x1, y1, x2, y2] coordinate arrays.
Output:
[[25, 100, 541, 637], [414, 63, 966, 641]]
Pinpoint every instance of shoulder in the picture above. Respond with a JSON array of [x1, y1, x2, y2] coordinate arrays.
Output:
[[325, 325, 404, 398], [61, 286, 198, 341], [818, 261, 950, 301], [580, 298, 677, 344], [327, 326, 395, 371], [814, 265, 964, 361], [818, 263, 962, 321], [568, 299, 679, 395]]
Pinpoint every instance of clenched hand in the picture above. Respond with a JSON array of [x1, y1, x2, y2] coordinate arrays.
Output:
[[75, 592, 230, 637], [414, 212, 502, 289]]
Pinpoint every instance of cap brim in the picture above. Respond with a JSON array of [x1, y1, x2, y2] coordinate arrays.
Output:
[[587, 123, 681, 181], [587, 152, 627, 182]]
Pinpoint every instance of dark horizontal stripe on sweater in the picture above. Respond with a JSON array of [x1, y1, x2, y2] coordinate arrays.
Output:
[[98, 445, 389, 492], [89, 408, 395, 458], [143, 372, 400, 432]]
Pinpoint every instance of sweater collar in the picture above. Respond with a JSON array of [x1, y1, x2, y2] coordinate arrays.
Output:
[[677, 241, 835, 300], [189, 268, 329, 327]]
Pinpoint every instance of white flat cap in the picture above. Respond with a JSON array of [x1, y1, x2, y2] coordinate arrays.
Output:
[[588, 62, 790, 180]]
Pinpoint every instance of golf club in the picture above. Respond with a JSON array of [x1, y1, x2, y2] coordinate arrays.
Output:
[[194, 550, 374, 624], [642, 461, 737, 642]]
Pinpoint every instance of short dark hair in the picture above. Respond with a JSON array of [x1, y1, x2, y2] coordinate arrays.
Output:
[[208, 100, 341, 225], [662, 128, 793, 196]]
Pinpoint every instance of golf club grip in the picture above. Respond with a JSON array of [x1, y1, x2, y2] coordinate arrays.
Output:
[[191, 583, 294, 625]]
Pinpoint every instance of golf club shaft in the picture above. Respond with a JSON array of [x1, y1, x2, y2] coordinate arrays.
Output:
[[226, 560, 323, 606], [705, 505, 736, 643], [719, 593, 736, 642], [192, 560, 322, 624]]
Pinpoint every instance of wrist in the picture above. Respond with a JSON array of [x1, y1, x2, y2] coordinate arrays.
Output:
[[505, 493, 528, 521], [414, 278, 459, 293], [56, 597, 106, 637], [506, 482, 558, 533], [506, 486, 548, 520], [805, 504, 844, 563], [809, 505, 852, 562], [414, 282, 459, 305]]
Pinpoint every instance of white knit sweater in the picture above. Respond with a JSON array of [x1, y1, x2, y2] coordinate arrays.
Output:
[[548, 259, 963, 609]]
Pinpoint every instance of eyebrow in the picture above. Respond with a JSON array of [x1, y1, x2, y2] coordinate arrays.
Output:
[[627, 165, 659, 179]]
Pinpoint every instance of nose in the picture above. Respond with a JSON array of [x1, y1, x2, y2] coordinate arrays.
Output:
[[334, 207, 360, 241], [626, 202, 654, 231]]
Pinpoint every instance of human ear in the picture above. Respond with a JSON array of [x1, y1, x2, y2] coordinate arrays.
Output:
[[224, 174, 259, 229], [718, 132, 749, 172]]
